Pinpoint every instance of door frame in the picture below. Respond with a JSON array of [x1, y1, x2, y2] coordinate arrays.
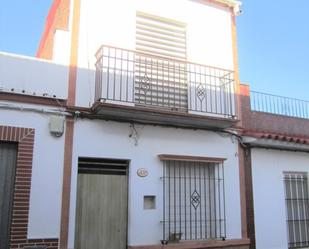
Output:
[[74, 157, 130, 248]]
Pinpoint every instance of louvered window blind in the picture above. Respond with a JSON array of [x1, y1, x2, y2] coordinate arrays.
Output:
[[135, 12, 188, 110]]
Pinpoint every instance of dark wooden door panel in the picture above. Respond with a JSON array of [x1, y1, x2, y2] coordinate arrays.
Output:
[[0, 142, 17, 249]]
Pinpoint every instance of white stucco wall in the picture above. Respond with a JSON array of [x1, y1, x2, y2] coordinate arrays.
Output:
[[0, 53, 68, 99], [75, 0, 234, 107], [67, 120, 242, 248], [251, 148, 309, 249], [53, 30, 71, 65], [0, 103, 65, 239]]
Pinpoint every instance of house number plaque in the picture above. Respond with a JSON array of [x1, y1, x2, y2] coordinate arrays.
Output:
[[137, 168, 149, 177]]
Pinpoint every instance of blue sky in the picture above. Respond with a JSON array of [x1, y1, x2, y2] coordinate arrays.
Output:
[[0, 0, 308, 100]]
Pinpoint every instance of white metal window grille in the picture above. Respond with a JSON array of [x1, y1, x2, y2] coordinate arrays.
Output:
[[135, 12, 188, 110], [162, 160, 226, 242], [284, 172, 309, 249]]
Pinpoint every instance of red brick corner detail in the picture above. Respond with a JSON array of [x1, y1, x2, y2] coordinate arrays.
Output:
[[0, 126, 59, 249]]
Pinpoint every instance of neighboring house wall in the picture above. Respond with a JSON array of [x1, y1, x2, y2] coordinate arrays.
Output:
[[0, 53, 69, 100], [0, 52, 69, 247], [67, 120, 242, 247], [240, 84, 309, 249], [251, 149, 309, 249], [0, 106, 65, 240]]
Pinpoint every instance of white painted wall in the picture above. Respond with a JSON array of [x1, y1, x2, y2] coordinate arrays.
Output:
[[75, 0, 234, 107], [0, 103, 65, 239], [67, 120, 242, 248], [53, 30, 71, 65], [0, 53, 68, 99], [251, 148, 309, 249]]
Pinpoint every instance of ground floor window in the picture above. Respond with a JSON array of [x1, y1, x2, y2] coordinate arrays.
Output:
[[161, 156, 226, 242], [284, 172, 309, 249]]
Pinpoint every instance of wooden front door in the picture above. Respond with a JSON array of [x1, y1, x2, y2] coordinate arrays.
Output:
[[0, 142, 17, 249], [75, 158, 128, 249]]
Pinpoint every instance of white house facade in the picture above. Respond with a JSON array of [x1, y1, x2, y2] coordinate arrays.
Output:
[[2, 1, 309, 249]]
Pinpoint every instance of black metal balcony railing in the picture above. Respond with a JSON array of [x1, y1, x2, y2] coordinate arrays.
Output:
[[95, 45, 236, 118], [251, 91, 309, 119]]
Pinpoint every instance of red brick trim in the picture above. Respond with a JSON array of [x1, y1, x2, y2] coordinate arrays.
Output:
[[59, 118, 75, 249], [0, 125, 59, 249], [238, 144, 248, 239], [59, 0, 81, 247], [243, 148, 256, 249], [128, 238, 250, 249]]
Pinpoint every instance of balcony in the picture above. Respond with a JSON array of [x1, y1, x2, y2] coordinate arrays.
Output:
[[92, 45, 237, 129]]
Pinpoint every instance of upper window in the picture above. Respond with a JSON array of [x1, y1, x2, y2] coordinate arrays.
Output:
[[284, 172, 309, 249]]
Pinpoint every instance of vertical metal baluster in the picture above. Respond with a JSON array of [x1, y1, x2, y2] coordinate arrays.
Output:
[[179, 161, 182, 238], [290, 174, 296, 246], [194, 64, 198, 112], [229, 73, 233, 117], [106, 47, 110, 99], [256, 92, 260, 112], [208, 164, 212, 238], [113, 48, 117, 100], [209, 68, 213, 114], [187, 63, 191, 112], [204, 163, 207, 239], [284, 175, 292, 247], [163, 161, 166, 241], [194, 162, 197, 239], [214, 164, 217, 238], [296, 174, 302, 245], [184, 161, 187, 240], [276, 96, 280, 115], [126, 51, 130, 102], [218, 164, 222, 238], [199, 163, 202, 239], [189, 161, 192, 240], [198, 65, 203, 113], [304, 176, 309, 247], [218, 70, 223, 115], [168, 161, 171, 240], [301, 101, 305, 119], [222, 163, 226, 238], [300, 175, 308, 246], [119, 50, 123, 101], [214, 68, 218, 115], [174, 161, 176, 235]]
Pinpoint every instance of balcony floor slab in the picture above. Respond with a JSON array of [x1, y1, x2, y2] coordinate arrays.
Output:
[[90, 102, 238, 130]]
